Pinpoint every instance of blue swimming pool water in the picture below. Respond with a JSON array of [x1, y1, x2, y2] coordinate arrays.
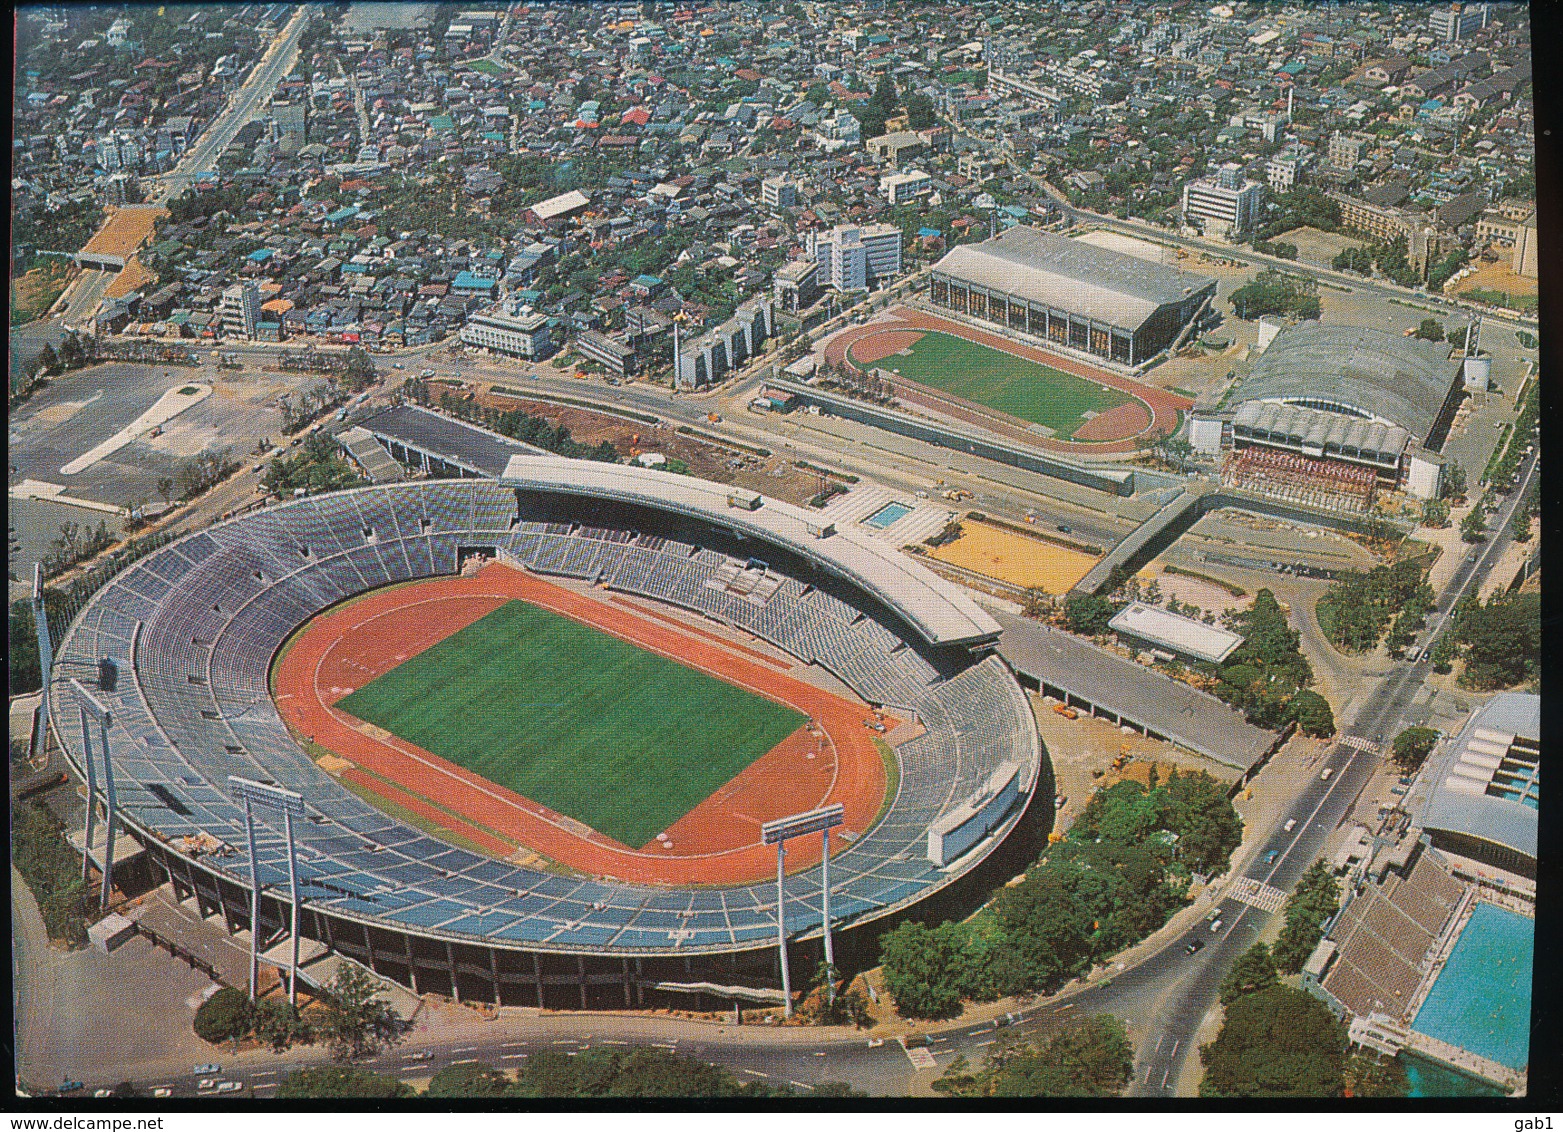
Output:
[[864, 501, 912, 530], [1400, 1051, 1504, 1098], [1411, 901, 1534, 1070]]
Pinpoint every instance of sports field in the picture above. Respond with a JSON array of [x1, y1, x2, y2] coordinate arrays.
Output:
[[851, 330, 1131, 435], [927, 520, 1100, 592], [334, 599, 807, 848]]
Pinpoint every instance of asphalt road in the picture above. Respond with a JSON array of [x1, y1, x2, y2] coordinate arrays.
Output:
[[153, 6, 316, 204]]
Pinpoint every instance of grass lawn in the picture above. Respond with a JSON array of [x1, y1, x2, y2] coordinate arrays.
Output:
[[854, 330, 1130, 434], [465, 58, 510, 76], [334, 600, 806, 847]]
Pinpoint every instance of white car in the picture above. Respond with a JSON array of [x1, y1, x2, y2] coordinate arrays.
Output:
[[1283, 818, 1297, 833], [94, 1089, 113, 1098], [215, 1081, 244, 1093], [198, 1078, 219, 1091], [1320, 767, 1333, 781], [152, 1088, 172, 1099]]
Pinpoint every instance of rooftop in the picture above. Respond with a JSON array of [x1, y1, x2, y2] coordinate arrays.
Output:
[[1413, 692, 1539, 865], [1108, 601, 1244, 664], [359, 403, 547, 478], [500, 456, 1002, 648], [1236, 322, 1463, 443], [931, 225, 1217, 333]]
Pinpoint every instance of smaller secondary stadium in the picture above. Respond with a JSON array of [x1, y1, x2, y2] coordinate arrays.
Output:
[[823, 306, 1192, 453], [928, 225, 1218, 368], [1190, 322, 1465, 505], [49, 461, 1041, 1006]]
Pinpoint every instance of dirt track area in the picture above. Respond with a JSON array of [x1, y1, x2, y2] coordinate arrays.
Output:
[[272, 561, 889, 886]]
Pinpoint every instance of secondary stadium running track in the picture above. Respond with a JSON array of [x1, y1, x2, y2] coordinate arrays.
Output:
[[272, 562, 888, 886], [822, 307, 1192, 454]]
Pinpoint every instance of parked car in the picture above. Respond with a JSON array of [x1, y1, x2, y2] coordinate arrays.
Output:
[[152, 1088, 172, 1099], [198, 1079, 219, 1091], [215, 1081, 244, 1093], [1264, 849, 1280, 864], [1054, 794, 1067, 809], [1209, 918, 1224, 933], [1185, 938, 1205, 955], [193, 1065, 221, 1076], [1283, 818, 1297, 833], [1320, 767, 1333, 781]]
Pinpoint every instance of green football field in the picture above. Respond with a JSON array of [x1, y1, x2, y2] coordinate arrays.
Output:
[[853, 330, 1131, 435], [334, 600, 807, 848]]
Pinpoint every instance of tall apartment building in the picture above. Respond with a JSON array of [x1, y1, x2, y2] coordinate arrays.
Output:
[[806, 223, 903, 291], [773, 259, 822, 313], [1328, 131, 1370, 170], [1430, 3, 1488, 42], [95, 131, 142, 172], [1181, 163, 1264, 238], [220, 283, 261, 339], [271, 98, 308, 155], [761, 176, 798, 209]]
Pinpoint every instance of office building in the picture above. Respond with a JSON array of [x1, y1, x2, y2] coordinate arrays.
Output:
[[1181, 163, 1265, 238], [807, 223, 903, 292], [220, 282, 261, 340], [459, 304, 556, 359]]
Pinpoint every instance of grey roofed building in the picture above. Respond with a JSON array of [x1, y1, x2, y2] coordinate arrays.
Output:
[[1230, 400, 1410, 465], [1233, 321, 1464, 448], [1410, 691, 1539, 879], [991, 610, 1278, 774], [1108, 601, 1244, 665], [358, 403, 547, 479], [928, 226, 1217, 366], [932, 225, 1217, 332]]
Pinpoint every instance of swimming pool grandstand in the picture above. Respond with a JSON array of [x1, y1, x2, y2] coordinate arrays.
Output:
[[47, 469, 1039, 1005]]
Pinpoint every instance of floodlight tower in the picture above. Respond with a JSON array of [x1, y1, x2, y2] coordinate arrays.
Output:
[[30, 565, 52, 763], [229, 776, 307, 1004], [761, 803, 845, 1016], [69, 680, 119, 909]]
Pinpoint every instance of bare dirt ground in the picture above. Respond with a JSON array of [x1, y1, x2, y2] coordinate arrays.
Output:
[[1275, 226, 1366, 268], [477, 387, 827, 506]]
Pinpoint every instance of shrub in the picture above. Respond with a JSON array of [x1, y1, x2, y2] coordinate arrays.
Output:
[[193, 988, 253, 1045]]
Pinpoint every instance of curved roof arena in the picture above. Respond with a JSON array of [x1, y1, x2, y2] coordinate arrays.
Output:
[[1235, 322, 1463, 443]]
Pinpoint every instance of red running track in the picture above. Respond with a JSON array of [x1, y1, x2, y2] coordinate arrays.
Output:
[[273, 562, 888, 886], [822, 307, 1192, 454]]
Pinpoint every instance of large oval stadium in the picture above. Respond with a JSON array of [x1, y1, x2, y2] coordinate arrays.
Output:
[[48, 457, 1041, 1006]]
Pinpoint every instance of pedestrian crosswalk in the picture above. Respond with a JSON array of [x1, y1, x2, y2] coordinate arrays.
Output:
[[1340, 735, 1380, 754], [1226, 875, 1288, 913], [904, 1045, 938, 1070]]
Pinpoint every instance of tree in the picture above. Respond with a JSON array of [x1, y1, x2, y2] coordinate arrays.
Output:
[[276, 1066, 414, 1099], [1288, 690, 1335, 738], [1421, 498, 1450, 528], [37, 343, 60, 375], [1391, 727, 1440, 772], [1442, 461, 1467, 501], [1454, 591, 1539, 690], [1344, 1050, 1410, 1098], [879, 920, 972, 1020], [425, 1062, 512, 1098], [193, 988, 253, 1045], [1414, 318, 1445, 342], [1199, 985, 1347, 1098], [1021, 586, 1049, 619], [1065, 593, 1118, 636], [508, 1046, 788, 1098], [317, 964, 409, 1062], [1219, 942, 1279, 1006], [1459, 506, 1487, 544], [251, 997, 313, 1053], [905, 91, 937, 129], [935, 1016, 1133, 1097], [1272, 859, 1340, 974], [156, 477, 175, 508], [799, 963, 873, 1027]]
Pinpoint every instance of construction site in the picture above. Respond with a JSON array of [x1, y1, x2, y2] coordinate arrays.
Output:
[[1221, 447, 1380, 514]]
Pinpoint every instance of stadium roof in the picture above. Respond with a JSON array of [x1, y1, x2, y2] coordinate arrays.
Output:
[[991, 610, 1276, 772], [501, 456, 1001, 647], [1109, 601, 1244, 664], [358, 404, 546, 477], [1234, 322, 1463, 443], [931, 225, 1216, 333], [1412, 692, 1539, 864], [1231, 400, 1410, 461]]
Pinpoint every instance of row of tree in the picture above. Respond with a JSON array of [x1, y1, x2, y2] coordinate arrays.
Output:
[[272, 1045, 863, 1099], [1208, 591, 1335, 737], [403, 380, 620, 463], [880, 771, 1242, 1020], [1430, 589, 1540, 691], [262, 433, 367, 497], [1316, 559, 1432, 655], [193, 965, 408, 1061]]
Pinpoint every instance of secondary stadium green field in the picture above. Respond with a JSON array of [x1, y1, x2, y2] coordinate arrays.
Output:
[[334, 600, 806, 848], [853, 330, 1131, 435]]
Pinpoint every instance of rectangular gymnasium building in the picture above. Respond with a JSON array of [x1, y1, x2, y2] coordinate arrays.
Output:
[[928, 225, 1217, 366]]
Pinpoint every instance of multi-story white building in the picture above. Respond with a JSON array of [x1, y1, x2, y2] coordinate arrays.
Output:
[[220, 283, 261, 340], [95, 131, 142, 172], [806, 223, 903, 292], [1328, 130, 1370, 170], [1430, 2, 1489, 42], [1266, 147, 1310, 194], [459, 304, 556, 359], [815, 110, 861, 152], [1181, 163, 1265, 239], [761, 176, 798, 209], [879, 170, 932, 205]]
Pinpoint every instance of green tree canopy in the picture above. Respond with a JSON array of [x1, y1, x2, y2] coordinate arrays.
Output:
[[1219, 942, 1279, 1005], [276, 1066, 414, 1099], [1199, 984, 1347, 1098], [193, 988, 253, 1045], [880, 921, 972, 1019], [1391, 727, 1440, 772], [935, 1016, 1134, 1097], [1272, 858, 1341, 973]]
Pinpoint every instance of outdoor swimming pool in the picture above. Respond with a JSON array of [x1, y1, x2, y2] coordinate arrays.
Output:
[[863, 501, 912, 530], [1411, 901, 1534, 1071]]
